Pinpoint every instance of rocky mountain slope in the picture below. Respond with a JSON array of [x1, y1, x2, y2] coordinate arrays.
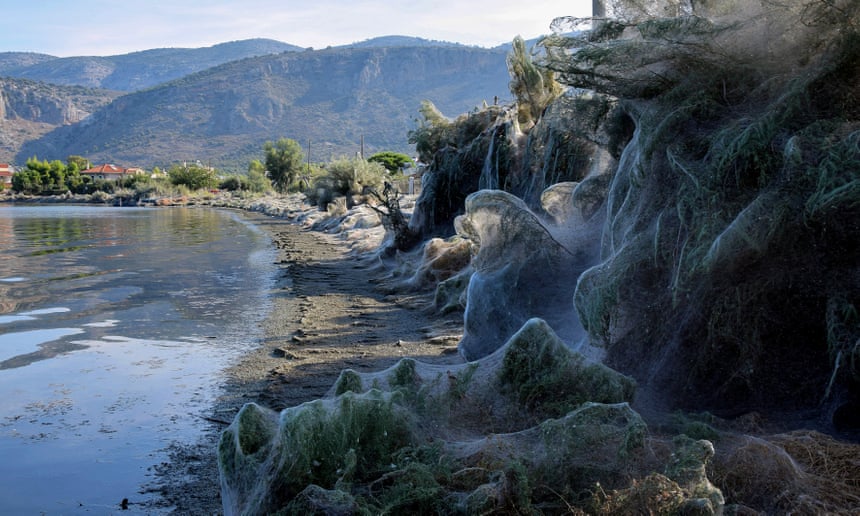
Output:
[[0, 39, 302, 92], [17, 44, 511, 171], [0, 78, 120, 162]]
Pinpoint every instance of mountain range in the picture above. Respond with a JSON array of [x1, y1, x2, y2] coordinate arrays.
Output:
[[0, 39, 303, 92], [0, 37, 515, 171]]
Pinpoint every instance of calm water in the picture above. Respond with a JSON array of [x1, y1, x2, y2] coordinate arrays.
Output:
[[0, 205, 276, 514]]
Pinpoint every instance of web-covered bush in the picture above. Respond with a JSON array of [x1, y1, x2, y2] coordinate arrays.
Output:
[[308, 156, 387, 209], [544, 1, 859, 419]]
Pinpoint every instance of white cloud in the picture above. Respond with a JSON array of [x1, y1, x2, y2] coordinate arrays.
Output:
[[0, 0, 591, 56]]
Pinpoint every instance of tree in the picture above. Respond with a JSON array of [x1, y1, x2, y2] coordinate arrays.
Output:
[[47, 160, 66, 191], [247, 169, 271, 192], [308, 157, 387, 209], [364, 182, 421, 251], [407, 100, 452, 163], [67, 155, 90, 171], [368, 151, 413, 174], [12, 157, 69, 194], [168, 163, 216, 190], [507, 35, 563, 128], [263, 138, 304, 193], [11, 167, 40, 194], [248, 159, 266, 175], [65, 167, 84, 192], [324, 157, 386, 198]]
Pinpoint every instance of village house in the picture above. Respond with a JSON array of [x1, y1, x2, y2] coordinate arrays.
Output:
[[0, 164, 14, 187], [80, 164, 146, 181]]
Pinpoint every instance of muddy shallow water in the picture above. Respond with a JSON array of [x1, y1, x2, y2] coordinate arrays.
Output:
[[0, 205, 276, 514]]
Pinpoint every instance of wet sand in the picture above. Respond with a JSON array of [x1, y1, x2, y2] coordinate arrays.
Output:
[[151, 209, 463, 514]]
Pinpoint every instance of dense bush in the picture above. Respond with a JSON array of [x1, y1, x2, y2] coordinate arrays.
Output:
[[11, 157, 86, 194], [219, 172, 273, 193], [540, 1, 860, 418], [408, 101, 506, 164], [167, 164, 216, 190], [368, 151, 413, 174], [218, 176, 244, 191], [306, 157, 387, 209], [264, 137, 304, 193]]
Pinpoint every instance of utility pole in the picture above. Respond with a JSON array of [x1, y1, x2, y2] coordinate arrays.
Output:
[[360, 134, 364, 159], [305, 139, 311, 190]]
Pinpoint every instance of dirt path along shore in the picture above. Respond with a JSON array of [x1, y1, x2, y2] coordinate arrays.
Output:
[[153, 212, 463, 515]]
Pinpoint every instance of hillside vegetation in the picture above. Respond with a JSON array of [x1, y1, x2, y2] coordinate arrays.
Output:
[[17, 45, 511, 171]]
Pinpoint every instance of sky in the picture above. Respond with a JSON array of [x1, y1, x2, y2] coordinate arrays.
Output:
[[2, 0, 593, 57]]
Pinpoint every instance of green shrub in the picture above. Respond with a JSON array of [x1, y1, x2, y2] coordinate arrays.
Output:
[[308, 157, 387, 209], [168, 164, 216, 190], [219, 176, 244, 191], [368, 151, 413, 174]]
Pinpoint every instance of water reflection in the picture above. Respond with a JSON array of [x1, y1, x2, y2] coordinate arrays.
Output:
[[0, 205, 276, 513], [16, 216, 87, 249]]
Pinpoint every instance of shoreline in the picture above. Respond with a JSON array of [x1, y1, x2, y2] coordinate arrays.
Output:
[[152, 203, 463, 514]]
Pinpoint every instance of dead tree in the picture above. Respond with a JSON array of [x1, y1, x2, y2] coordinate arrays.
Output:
[[363, 182, 421, 251]]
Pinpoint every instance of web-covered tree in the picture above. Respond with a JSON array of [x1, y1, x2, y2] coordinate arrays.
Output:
[[408, 99, 506, 168], [407, 100, 452, 163], [507, 35, 563, 128], [541, 0, 860, 422]]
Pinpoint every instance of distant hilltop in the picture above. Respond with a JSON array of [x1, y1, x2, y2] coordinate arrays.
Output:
[[0, 36, 516, 92], [0, 39, 304, 91], [0, 37, 515, 170]]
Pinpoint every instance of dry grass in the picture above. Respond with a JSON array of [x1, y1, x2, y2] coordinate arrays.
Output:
[[714, 430, 860, 514], [772, 430, 860, 493]]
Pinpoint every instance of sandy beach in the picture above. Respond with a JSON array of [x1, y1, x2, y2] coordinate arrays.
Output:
[[151, 205, 464, 514]]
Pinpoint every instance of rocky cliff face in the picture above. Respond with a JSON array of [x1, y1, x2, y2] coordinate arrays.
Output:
[[0, 78, 119, 162]]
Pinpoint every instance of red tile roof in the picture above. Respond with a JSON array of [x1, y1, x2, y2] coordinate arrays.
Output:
[[82, 163, 124, 174], [81, 164, 142, 175]]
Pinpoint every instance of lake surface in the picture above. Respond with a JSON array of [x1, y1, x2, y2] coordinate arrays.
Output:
[[0, 204, 276, 514]]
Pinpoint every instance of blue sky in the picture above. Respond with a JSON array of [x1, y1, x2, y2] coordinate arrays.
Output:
[[2, 0, 592, 57]]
